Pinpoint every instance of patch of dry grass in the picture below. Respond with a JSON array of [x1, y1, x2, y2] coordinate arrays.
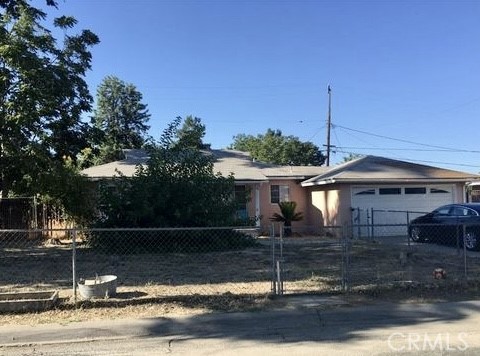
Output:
[[0, 293, 276, 326], [1, 236, 480, 325]]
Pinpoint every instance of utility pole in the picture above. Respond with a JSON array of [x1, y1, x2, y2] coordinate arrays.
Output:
[[325, 84, 332, 166]]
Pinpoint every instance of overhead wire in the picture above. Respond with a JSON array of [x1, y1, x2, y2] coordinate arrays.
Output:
[[334, 124, 480, 153], [330, 124, 480, 170], [336, 147, 473, 153]]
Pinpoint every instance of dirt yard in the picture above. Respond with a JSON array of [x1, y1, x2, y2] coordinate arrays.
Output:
[[1, 236, 480, 325]]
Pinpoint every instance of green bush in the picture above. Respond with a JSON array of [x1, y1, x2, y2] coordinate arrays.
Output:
[[85, 229, 258, 254]]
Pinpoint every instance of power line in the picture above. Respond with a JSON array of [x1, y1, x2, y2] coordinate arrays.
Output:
[[337, 146, 476, 153], [332, 125, 397, 157], [332, 124, 480, 169], [334, 124, 480, 153], [334, 148, 480, 169], [401, 159, 480, 169]]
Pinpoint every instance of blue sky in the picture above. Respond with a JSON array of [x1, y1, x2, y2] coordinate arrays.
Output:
[[44, 0, 480, 172]]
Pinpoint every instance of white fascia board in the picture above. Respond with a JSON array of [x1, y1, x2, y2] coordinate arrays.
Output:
[[301, 178, 474, 187], [301, 179, 336, 187]]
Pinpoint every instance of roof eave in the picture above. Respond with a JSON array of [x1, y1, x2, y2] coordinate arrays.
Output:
[[301, 179, 336, 187], [234, 179, 269, 184], [301, 178, 477, 187], [266, 175, 314, 180]]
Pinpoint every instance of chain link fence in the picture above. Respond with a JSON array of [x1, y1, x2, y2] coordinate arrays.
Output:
[[273, 222, 480, 296], [270, 225, 344, 295], [350, 207, 428, 238], [0, 227, 271, 302], [1, 223, 479, 308]]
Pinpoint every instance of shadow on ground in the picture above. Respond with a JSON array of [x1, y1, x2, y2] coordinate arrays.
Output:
[[142, 298, 480, 344]]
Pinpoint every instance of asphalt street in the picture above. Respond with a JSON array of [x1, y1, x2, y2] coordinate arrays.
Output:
[[1, 297, 480, 355]]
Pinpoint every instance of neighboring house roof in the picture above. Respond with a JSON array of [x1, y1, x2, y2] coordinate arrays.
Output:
[[302, 155, 480, 187], [211, 150, 329, 181], [80, 149, 328, 181], [80, 149, 148, 179]]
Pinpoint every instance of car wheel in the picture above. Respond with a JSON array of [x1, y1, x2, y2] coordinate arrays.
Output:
[[409, 226, 425, 242], [464, 231, 479, 251]]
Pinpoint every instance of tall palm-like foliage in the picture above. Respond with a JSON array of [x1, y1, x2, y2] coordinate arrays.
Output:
[[270, 201, 303, 236]]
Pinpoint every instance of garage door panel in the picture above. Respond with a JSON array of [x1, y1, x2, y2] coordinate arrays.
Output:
[[351, 185, 454, 234]]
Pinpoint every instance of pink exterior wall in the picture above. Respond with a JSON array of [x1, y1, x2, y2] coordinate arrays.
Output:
[[244, 179, 309, 234], [308, 184, 351, 228], [455, 184, 466, 202], [243, 181, 468, 236]]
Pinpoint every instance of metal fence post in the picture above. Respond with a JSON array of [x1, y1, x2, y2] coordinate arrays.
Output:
[[406, 211, 411, 248], [276, 260, 283, 295], [346, 227, 350, 292], [33, 195, 38, 229], [278, 224, 284, 295], [341, 226, 345, 291], [356, 208, 361, 239], [72, 229, 77, 304], [463, 225, 468, 279], [271, 223, 276, 294], [341, 225, 349, 292], [456, 222, 461, 255], [370, 208, 374, 240]]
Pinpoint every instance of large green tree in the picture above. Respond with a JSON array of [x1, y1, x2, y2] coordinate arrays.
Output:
[[90, 75, 151, 164], [175, 115, 207, 149], [0, 0, 99, 202], [230, 129, 326, 166], [96, 117, 237, 228]]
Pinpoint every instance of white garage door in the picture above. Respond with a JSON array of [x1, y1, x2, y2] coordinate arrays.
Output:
[[351, 185, 455, 237]]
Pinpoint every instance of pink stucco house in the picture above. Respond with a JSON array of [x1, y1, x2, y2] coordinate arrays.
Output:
[[81, 150, 480, 234]]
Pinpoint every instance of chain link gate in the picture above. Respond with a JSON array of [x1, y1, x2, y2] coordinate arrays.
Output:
[[270, 223, 347, 296], [270, 223, 284, 295], [268, 222, 480, 296]]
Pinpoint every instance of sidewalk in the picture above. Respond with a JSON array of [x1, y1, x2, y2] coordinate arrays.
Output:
[[1, 296, 480, 355]]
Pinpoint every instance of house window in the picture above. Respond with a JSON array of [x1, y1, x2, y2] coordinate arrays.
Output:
[[405, 187, 426, 195], [235, 185, 248, 220], [271, 185, 289, 204], [355, 189, 375, 195], [431, 188, 450, 194], [379, 188, 401, 195]]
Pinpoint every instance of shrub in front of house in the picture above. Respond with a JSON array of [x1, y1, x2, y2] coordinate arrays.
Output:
[[85, 228, 258, 254]]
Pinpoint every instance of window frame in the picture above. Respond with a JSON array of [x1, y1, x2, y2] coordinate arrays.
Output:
[[270, 184, 290, 204], [405, 187, 427, 195], [234, 185, 248, 219], [354, 188, 376, 195], [379, 187, 401, 195]]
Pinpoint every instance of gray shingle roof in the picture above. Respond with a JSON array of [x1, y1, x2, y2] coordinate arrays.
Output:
[[81, 151, 479, 185], [302, 155, 480, 186], [81, 149, 328, 181]]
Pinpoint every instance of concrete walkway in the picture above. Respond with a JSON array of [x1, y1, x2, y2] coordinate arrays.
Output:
[[1, 296, 480, 355]]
